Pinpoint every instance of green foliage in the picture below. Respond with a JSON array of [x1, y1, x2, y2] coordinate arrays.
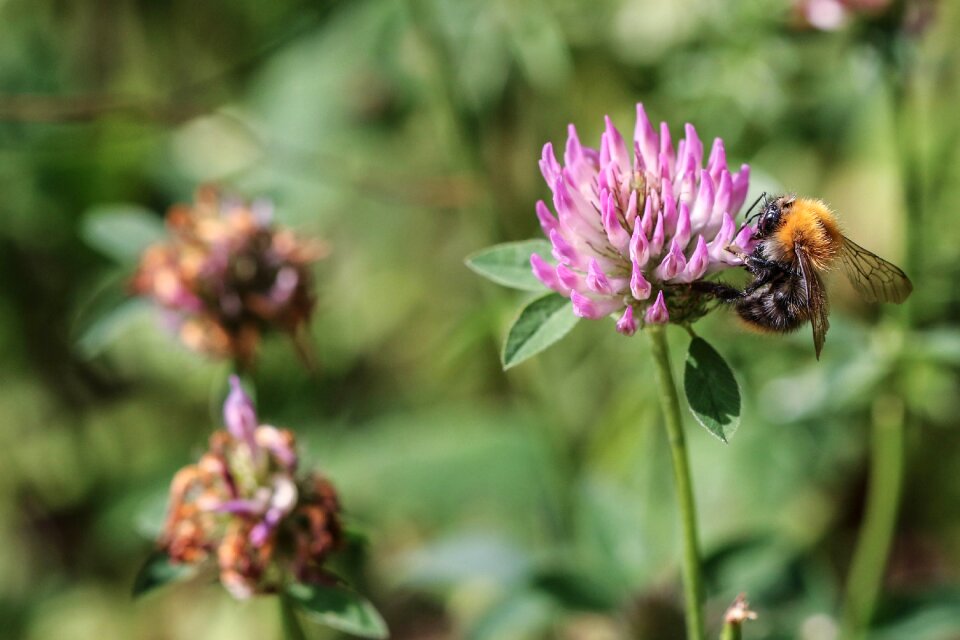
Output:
[[465, 240, 552, 292], [279, 593, 310, 640], [286, 583, 388, 639], [871, 589, 960, 640], [469, 591, 556, 640], [684, 337, 741, 443], [131, 550, 196, 598], [501, 292, 580, 369], [75, 298, 151, 359], [82, 205, 166, 264], [3, 0, 960, 638], [529, 565, 620, 612]]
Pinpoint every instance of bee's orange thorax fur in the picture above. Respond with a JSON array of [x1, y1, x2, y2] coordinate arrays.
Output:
[[773, 198, 843, 269]]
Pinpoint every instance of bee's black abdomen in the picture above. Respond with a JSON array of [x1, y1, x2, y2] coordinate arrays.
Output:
[[734, 273, 809, 333]]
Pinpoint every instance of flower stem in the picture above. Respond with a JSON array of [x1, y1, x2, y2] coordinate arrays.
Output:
[[648, 325, 705, 640], [279, 592, 308, 640], [839, 42, 916, 640], [839, 396, 905, 640], [720, 621, 742, 640]]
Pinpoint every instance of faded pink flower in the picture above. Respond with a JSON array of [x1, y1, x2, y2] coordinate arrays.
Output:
[[531, 104, 756, 333], [133, 187, 326, 367], [160, 376, 343, 599], [724, 593, 758, 625]]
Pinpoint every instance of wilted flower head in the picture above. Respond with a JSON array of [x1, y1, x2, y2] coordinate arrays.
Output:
[[133, 187, 325, 366], [161, 376, 342, 599], [724, 593, 758, 625], [531, 104, 755, 334]]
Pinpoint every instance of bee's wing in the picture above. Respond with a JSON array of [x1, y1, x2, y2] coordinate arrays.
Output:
[[796, 245, 830, 360], [839, 236, 913, 304]]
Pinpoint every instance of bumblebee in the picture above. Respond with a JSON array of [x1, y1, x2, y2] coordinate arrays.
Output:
[[701, 194, 913, 358]]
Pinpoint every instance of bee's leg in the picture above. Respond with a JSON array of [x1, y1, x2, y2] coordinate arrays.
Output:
[[689, 281, 743, 302], [741, 254, 796, 276]]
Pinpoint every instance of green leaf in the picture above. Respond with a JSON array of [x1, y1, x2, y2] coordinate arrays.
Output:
[[131, 549, 196, 598], [280, 593, 310, 640], [343, 524, 371, 549], [470, 589, 556, 640], [82, 204, 166, 264], [870, 588, 960, 640], [396, 533, 531, 589], [465, 240, 553, 291], [133, 486, 172, 540], [683, 337, 741, 443], [501, 293, 579, 370], [287, 583, 389, 639], [70, 271, 150, 358], [76, 298, 151, 358], [530, 566, 619, 612]]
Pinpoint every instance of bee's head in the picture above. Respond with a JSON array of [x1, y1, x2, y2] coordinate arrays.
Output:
[[756, 195, 795, 237]]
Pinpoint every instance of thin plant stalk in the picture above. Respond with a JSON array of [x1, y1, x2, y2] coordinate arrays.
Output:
[[840, 38, 919, 638], [648, 325, 706, 640], [839, 396, 906, 640], [277, 591, 307, 640], [279, 592, 308, 640], [720, 621, 743, 640]]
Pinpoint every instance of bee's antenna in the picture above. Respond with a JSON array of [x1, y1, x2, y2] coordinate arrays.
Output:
[[743, 192, 766, 225]]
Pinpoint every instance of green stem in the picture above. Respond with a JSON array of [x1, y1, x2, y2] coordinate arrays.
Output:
[[648, 325, 706, 640], [839, 39, 916, 639], [839, 396, 905, 640], [279, 592, 308, 640], [720, 621, 742, 640]]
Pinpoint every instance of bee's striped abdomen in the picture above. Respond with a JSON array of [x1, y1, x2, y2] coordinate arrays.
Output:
[[735, 272, 809, 333]]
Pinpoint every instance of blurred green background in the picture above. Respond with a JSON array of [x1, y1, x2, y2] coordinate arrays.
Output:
[[1, 0, 959, 638]]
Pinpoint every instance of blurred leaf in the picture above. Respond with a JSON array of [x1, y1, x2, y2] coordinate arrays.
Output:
[[314, 407, 554, 533], [70, 270, 146, 357], [134, 486, 171, 540], [395, 533, 532, 590], [502, 293, 579, 370], [465, 240, 553, 291], [76, 299, 152, 358], [287, 583, 388, 639], [574, 479, 658, 591], [684, 337, 741, 443], [470, 589, 555, 640], [911, 327, 960, 366], [530, 566, 619, 612], [901, 359, 960, 425], [702, 535, 805, 604], [871, 588, 960, 640], [455, 9, 511, 110], [131, 549, 196, 598], [81, 204, 166, 264], [280, 593, 309, 640], [343, 524, 371, 549], [508, 12, 571, 91]]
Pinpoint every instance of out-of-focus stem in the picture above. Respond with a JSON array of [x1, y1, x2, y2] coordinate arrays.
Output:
[[840, 39, 918, 639], [648, 325, 705, 640], [839, 396, 906, 640], [720, 620, 742, 640], [279, 592, 308, 640]]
